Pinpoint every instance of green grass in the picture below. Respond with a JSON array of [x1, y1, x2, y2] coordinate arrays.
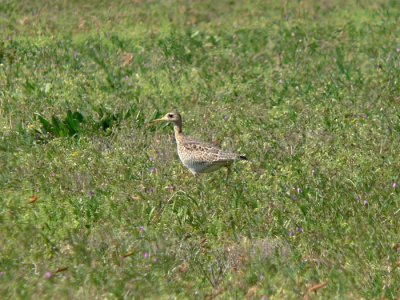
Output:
[[1, 0, 400, 298]]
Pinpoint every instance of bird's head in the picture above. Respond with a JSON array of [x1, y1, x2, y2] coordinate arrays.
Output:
[[153, 111, 182, 125]]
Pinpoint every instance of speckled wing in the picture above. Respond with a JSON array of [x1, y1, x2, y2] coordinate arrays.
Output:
[[180, 140, 239, 163]]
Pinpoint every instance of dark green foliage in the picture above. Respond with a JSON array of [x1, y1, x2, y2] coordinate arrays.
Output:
[[93, 104, 143, 131], [35, 110, 84, 138], [34, 105, 152, 140]]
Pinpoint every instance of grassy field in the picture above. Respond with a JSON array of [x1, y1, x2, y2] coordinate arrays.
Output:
[[1, 0, 399, 298]]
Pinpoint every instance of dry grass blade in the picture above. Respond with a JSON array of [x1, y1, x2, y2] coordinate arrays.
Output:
[[122, 251, 135, 259], [28, 196, 38, 204], [55, 267, 68, 273], [308, 281, 328, 293]]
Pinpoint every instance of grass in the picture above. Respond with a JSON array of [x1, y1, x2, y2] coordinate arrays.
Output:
[[1, 0, 399, 298]]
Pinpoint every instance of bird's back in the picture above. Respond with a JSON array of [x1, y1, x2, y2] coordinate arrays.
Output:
[[176, 136, 241, 174]]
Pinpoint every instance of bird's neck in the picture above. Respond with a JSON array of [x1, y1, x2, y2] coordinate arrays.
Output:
[[173, 123, 183, 143]]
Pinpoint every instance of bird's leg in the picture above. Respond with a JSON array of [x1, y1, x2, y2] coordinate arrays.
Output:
[[225, 165, 232, 181], [193, 173, 205, 201]]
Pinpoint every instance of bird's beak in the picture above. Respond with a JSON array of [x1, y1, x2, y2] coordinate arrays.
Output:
[[152, 117, 167, 123]]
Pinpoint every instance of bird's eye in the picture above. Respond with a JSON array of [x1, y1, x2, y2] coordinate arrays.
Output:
[[168, 114, 174, 118]]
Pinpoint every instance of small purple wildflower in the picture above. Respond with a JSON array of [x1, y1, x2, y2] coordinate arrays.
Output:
[[291, 194, 297, 201], [289, 231, 295, 237], [363, 200, 369, 207], [278, 79, 283, 85], [50, 172, 56, 177], [392, 182, 397, 189], [223, 115, 229, 122], [35, 133, 41, 141], [0, 271, 4, 277], [355, 195, 361, 203], [44, 271, 52, 279], [73, 51, 79, 58], [139, 226, 145, 233], [397, 48, 400, 54], [296, 227, 303, 233], [148, 167, 156, 174], [296, 187, 302, 194], [124, 76, 132, 86], [311, 169, 316, 176], [88, 191, 93, 198], [143, 252, 149, 259], [146, 187, 155, 194], [259, 275, 265, 281]]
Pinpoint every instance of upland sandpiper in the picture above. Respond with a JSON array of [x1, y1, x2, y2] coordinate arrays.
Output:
[[153, 111, 247, 177]]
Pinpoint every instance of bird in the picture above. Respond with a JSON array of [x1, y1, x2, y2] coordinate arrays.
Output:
[[153, 110, 247, 177]]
